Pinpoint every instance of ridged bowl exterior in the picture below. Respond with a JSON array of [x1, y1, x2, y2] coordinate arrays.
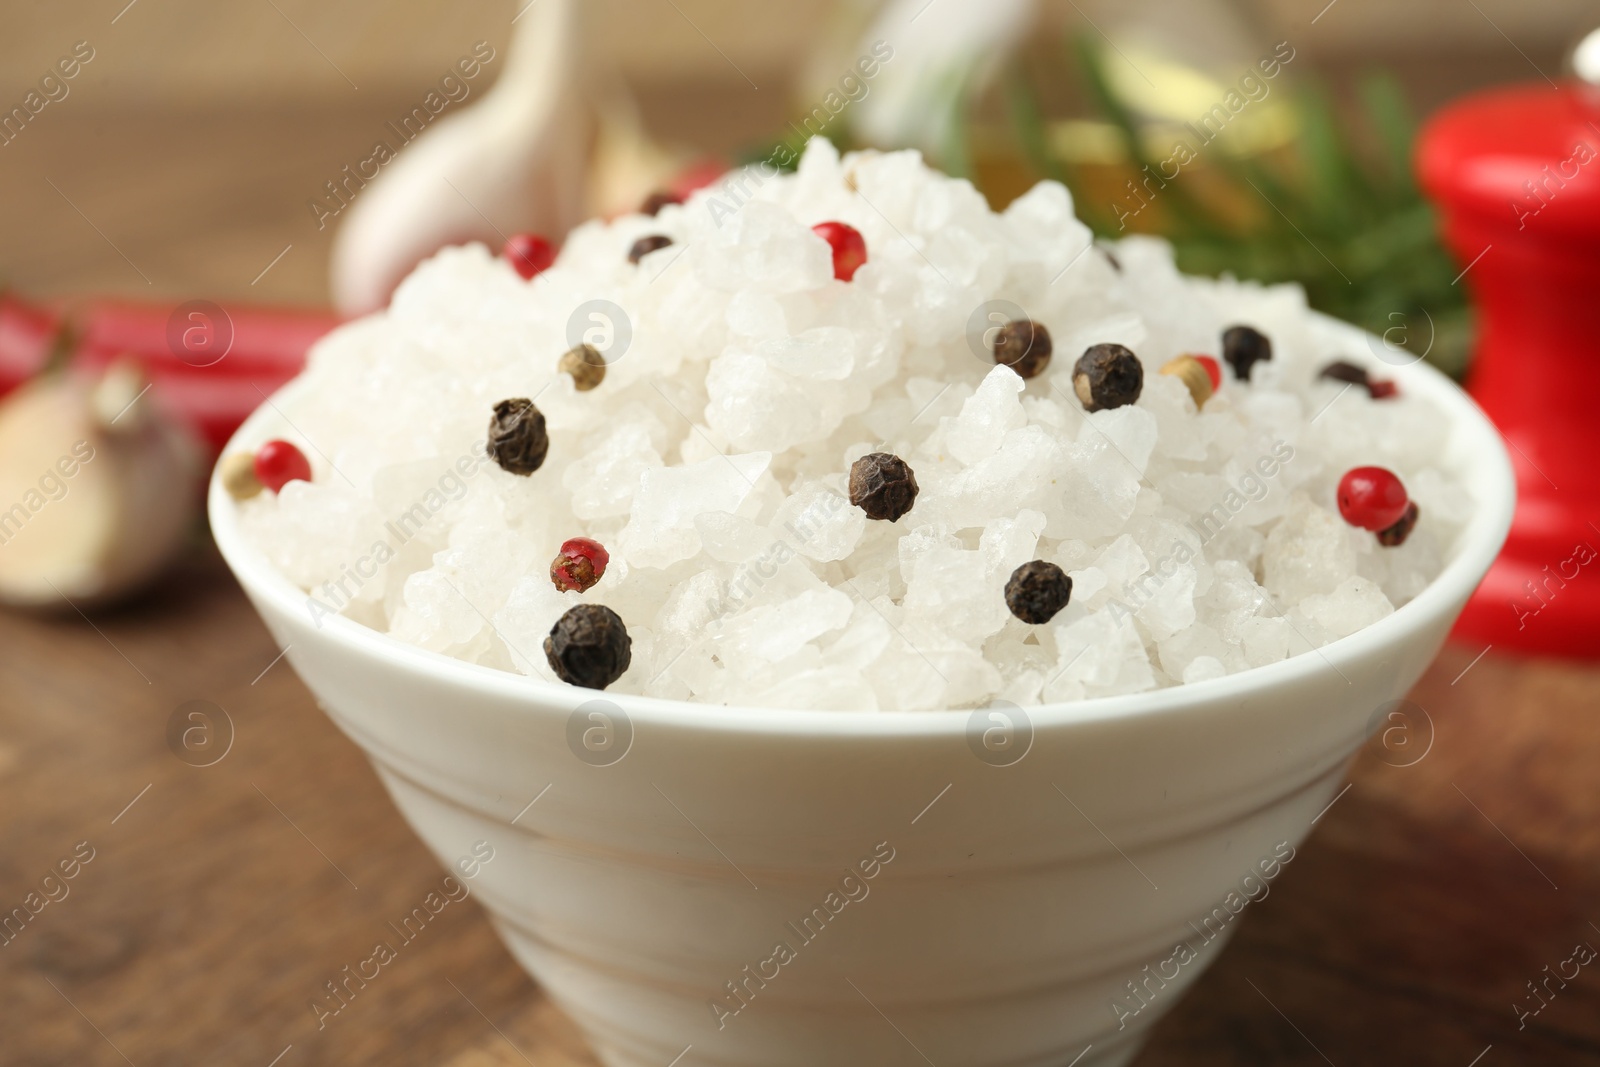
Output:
[[212, 320, 1512, 1067]]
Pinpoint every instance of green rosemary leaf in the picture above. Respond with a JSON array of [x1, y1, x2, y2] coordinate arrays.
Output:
[[1072, 34, 1227, 241], [1005, 70, 1066, 185], [1360, 72, 1420, 197], [941, 65, 975, 179], [1295, 84, 1371, 229]]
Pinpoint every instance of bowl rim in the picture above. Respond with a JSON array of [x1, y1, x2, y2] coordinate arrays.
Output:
[[209, 312, 1515, 738]]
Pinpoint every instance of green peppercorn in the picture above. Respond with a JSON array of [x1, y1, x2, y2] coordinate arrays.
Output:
[[487, 398, 549, 476], [849, 452, 918, 522], [1005, 561, 1072, 624], [1073, 343, 1143, 411], [992, 319, 1053, 380], [544, 604, 632, 689], [220, 451, 263, 500], [560, 344, 607, 391], [1222, 325, 1272, 381], [628, 234, 673, 264], [1159, 355, 1213, 409]]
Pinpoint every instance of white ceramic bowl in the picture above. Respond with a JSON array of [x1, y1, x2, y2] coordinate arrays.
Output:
[[211, 318, 1513, 1067]]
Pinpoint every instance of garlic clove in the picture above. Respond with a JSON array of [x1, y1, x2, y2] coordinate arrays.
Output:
[[0, 368, 202, 610]]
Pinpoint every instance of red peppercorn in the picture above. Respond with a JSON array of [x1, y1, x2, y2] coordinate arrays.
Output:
[[504, 234, 556, 280], [1194, 355, 1222, 392], [1337, 467, 1410, 532], [551, 537, 610, 593], [253, 439, 312, 493], [812, 221, 867, 281]]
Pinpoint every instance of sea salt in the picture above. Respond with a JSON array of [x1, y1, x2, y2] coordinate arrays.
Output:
[[238, 140, 1467, 710]]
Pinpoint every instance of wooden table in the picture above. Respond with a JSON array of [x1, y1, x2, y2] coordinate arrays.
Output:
[[3, 101, 1600, 1067]]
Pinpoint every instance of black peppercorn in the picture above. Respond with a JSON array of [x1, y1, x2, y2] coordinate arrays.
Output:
[[487, 398, 549, 476], [849, 452, 918, 522], [628, 234, 674, 264], [1005, 561, 1072, 624], [1319, 360, 1398, 399], [992, 319, 1053, 380], [1317, 360, 1369, 388], [1072, 343, 1143, 411], [641, 191, 681, 216], [1376, 501, 1420, 547], [544, 604, 632, 689], [1222, 325, 1272, 382]]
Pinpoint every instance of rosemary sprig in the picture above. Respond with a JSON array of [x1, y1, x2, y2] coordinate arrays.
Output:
[[1008, 36, 1473, 377], [751, 33, 1470, 375]]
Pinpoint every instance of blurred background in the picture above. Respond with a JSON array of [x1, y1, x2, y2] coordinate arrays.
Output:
[[1, 0, 1594, 306]]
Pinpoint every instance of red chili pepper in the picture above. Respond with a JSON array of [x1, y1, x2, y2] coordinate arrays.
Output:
[[0, 292, 340, 452], [69, 298, 339, 380], [150, 374, 301, 452], [0, 294, 66, 393]]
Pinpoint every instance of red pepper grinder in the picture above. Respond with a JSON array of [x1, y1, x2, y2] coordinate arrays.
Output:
[[1418, 48, 1600, 656]]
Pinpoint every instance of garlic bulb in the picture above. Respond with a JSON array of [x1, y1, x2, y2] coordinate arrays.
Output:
[[329, 0, 593, 316]]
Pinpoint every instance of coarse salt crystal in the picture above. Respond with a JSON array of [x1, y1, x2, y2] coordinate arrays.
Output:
[[241, 139, 1465, 710]]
